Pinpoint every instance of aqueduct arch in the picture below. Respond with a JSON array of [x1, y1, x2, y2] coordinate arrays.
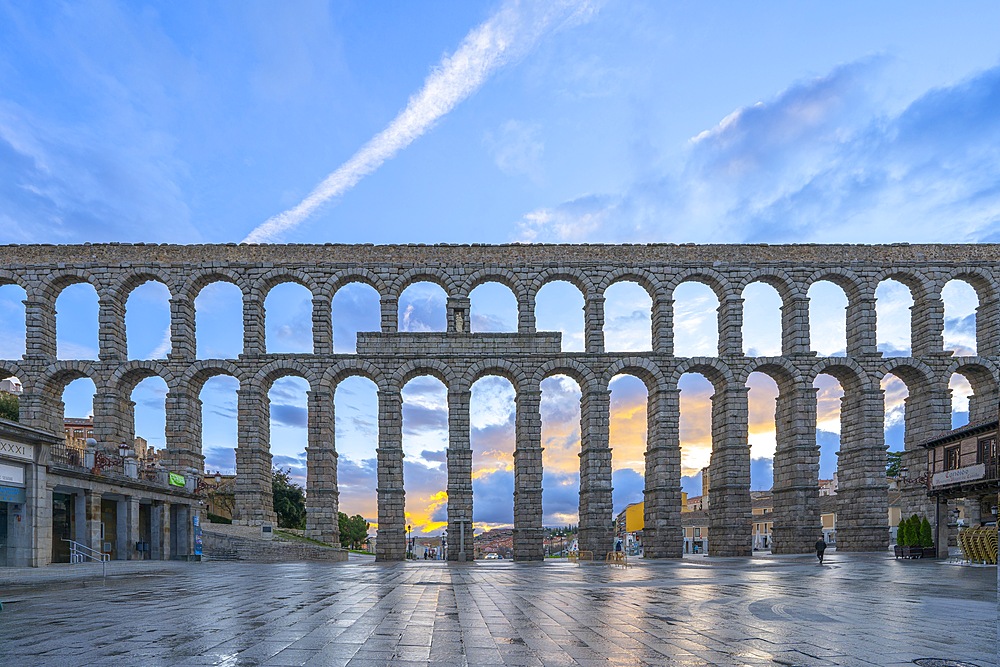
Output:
[[2, 243, 997, 561]]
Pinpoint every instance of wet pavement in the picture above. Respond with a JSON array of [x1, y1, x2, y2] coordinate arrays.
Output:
[[0, 553, 995, 667]]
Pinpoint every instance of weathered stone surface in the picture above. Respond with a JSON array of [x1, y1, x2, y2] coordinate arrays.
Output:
[[2, 242, 997, 560]]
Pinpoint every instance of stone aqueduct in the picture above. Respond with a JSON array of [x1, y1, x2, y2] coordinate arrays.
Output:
[[1, 243, 998, 561]]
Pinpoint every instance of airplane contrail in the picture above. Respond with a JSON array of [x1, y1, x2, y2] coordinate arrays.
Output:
[[242, 0, 596, 244]]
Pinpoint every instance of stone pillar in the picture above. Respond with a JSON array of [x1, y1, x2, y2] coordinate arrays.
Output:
[[836, 387, 889, 551], [242, 296, 265, 355], [169, 295, 196, 360], [935, 496, 951, 558], [24, 297, 57, 360], [518, 295, 536, 334], [85, 490, 103, 554], [305, 389, 340, 544], [718, 295, 744, 357], [900, 385, 951, 524], [969, 383, 1000, 423], [707, 383, 752, 556], [514, 385, 544, 561], [447, 297, 471, 334], [579, 387, 613, 557], [911, 292, 945, 356], [585, 296, 605, 354], [126, 496, 140, 560], [781, 295, 812, 356], [846, 294, 879, 357], [234, 388, 277, 526], [115, 497, 129, 560], [643, 387, 682, 558], [18, 391, 64, 435], [151, 501, 168, 560], [92, 390, 132, 451], [73, 492, 87, 545], [98, 294, 127, 361], [312, 295, 334, 355], [651, 296, 673, 356], [174, 505, 190, 558], [771, 383, 820, 553], [975, 294, 1000, 356], [376, 388, 405, 561], [380, 296, 398, 333], [447, 389, 473, 561], [163, 391, 204, 473]]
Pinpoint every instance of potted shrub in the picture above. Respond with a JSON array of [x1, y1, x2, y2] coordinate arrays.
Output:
[[920, 516, 936, 558], [893, 517, 907, 558], [902, 514, 922, 558]]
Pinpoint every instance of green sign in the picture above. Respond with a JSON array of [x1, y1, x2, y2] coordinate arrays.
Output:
[[168, 472, 186, 487]]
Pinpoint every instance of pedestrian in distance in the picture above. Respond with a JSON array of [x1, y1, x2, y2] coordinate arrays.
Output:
[[815, 536, 827, 564]]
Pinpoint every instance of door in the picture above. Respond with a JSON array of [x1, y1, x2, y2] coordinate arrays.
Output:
[[0, 503, 8, 567]]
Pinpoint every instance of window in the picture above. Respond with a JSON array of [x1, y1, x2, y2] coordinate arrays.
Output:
[[945, 445, 961, 471], [977, 436, 996, 464], [694, 528, 701, 537]]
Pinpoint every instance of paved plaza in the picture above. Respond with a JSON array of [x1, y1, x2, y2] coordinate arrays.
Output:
[[0, 554, 996, 667]]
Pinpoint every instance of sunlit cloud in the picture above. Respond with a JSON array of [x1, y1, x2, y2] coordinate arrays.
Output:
[[243, 0, 599, 243]]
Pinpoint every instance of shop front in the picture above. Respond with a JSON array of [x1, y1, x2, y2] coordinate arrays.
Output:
[[0, 421, 61, 567]]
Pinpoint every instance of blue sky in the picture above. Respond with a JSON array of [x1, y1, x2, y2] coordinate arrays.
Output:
[[0, 1, 996, 533]]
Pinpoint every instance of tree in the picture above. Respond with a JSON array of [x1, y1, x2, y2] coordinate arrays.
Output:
[[919, 516, 933, 548], [898, 516, 912, 546], [886, 451, 903, 477], [338, 512, 370, 549], [0, 392, 18, 422], [272, 468, 306, 529]]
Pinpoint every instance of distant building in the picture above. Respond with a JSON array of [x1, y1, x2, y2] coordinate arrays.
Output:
[[818, 475, 838, 496], [0, 378, 23, 395]]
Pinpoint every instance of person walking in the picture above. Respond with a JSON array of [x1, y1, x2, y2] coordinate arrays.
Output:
[[815, 536, 827, 564]]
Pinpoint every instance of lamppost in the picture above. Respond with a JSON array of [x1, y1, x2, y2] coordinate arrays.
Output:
[[406, 524, 412, 559]]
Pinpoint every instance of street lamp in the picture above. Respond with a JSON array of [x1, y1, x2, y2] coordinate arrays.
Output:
[[406, 524, 412, 558], [118, 442, 130, 459]]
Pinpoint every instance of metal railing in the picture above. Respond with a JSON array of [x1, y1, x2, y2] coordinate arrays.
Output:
[[63, 539, 110, 577]]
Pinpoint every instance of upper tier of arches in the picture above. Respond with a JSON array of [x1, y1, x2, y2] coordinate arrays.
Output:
[[2, 254, 997, 362]]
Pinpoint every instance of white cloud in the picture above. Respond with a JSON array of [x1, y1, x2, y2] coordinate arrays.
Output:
[[515, 59, 1000, 245], [243, 0, 599, 243], [148, 328, 172, 359], [484, 119, 544, 182]]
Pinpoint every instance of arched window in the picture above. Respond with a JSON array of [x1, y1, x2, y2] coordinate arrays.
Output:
[[331, 283, 381, 353], [673, 282, 719, 357], [604, 282, 652, 352], [398, 283, 447, 332], [195, 282, 243, 359], [808, 281, 848, 356], [469, 282, 518, 333], [742, 283, 782, 357], [56, 283, 99, 360], [535, 282, 584, 352], [125, 281, 171, 360], [265, 283, 314, 354], [876, 280, 913, 357]]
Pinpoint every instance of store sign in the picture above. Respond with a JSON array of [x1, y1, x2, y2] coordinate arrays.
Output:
[[0, 439, 33, 462], [0, 485, 26, 503], [168, 472, 186, 487], [0, 462, 24, 486], [932, 463, 986, 487]]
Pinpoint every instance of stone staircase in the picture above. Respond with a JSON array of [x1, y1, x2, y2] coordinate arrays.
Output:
[[201, 522, 348, 564]]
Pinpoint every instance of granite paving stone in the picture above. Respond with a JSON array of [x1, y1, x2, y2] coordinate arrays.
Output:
[[0, 554, 995, 666]]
